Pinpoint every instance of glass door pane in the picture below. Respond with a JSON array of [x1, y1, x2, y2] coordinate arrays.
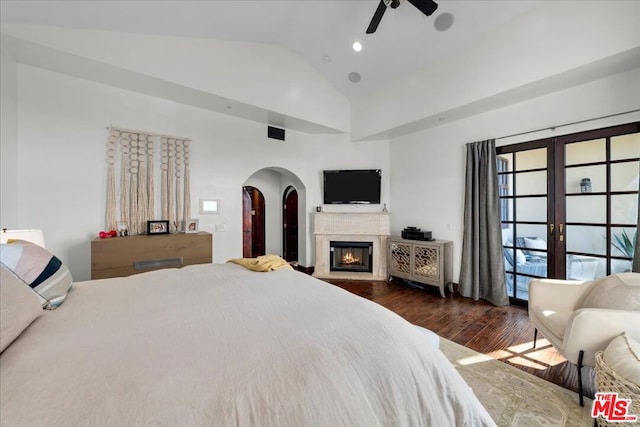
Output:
[[565, 138, 606, 165], [564, 138, 607, 281], [498, 144, 549, 303], [563, 129, 639, 281], [611, 133, 640, 160], [611, 226, 636, 274], [566, 165, 606, 193], [609, 131, 639, 276]]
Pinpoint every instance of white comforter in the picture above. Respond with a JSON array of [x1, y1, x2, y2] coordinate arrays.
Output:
[[1, 263, 495, 426]]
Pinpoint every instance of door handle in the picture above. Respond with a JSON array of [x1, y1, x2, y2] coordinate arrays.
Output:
[[549, 224, 554, 235], [559, 223, 564, 242]]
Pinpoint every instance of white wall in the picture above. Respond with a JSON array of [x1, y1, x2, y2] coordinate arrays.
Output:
[[9, 64, 390, 281], [390, 68, 640, 282], [0, 47, 18, 226]]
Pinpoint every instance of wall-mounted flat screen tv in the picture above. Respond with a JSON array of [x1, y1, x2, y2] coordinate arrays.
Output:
[[323, 169, 381, 204]]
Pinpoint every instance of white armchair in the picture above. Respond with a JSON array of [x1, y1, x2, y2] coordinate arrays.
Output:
[[528, 273, 640, 406]]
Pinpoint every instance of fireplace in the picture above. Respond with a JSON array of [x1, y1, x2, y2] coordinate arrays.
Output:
[[313, 212, 389, 281], [330, 241, 373, 273]]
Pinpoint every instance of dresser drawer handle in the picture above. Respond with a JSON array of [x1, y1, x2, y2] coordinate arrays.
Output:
[[134, 257, 183, 271]]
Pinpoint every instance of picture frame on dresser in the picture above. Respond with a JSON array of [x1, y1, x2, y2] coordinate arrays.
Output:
[[185, 219, 199, 233], [116, 221, 129, 237], [147, 220, 169, 235]]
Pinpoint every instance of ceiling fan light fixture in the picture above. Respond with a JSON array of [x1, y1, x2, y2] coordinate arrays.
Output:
[[366, 0, 438, 34], [352, 41, 363, 52]]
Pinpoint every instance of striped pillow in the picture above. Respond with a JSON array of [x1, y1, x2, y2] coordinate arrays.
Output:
[[0, 241, 73, 309]]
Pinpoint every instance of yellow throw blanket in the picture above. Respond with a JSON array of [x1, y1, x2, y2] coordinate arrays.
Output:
[[227, 254, 293, 272]]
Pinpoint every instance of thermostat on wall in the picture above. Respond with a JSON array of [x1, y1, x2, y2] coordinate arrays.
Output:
[[200, 199, 220, 214]]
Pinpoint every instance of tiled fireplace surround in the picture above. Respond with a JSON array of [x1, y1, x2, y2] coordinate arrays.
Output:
[[313, 212, 390, 281]]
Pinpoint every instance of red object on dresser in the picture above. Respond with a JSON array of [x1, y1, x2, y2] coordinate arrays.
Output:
[[98, 230, 117, 239]]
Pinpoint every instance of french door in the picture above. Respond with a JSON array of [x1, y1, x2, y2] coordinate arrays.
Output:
[[497, 122, 639, 303]]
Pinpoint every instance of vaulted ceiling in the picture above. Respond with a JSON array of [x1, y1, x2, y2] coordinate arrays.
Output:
[[0, 0, 544, 100], [1, 1, 638, 140]]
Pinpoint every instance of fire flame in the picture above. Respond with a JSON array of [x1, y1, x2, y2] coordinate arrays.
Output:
[[342, 251, 360, 265]]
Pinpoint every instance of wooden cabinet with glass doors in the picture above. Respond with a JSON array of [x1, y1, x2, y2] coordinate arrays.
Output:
[[387, 238, 453, 298]]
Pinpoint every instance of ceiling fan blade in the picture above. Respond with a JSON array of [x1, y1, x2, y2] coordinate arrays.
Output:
[[407, 0, 438, 17], [366, 0, 387, 34]]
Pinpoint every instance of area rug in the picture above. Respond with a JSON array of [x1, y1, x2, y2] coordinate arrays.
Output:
[[439, 338, 593, 427]]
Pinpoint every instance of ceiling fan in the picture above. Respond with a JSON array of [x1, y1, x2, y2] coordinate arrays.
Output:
[[366, 0, 438, 34]]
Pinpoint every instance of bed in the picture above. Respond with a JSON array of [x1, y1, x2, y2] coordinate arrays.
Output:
[[1, 252, 495, 426]]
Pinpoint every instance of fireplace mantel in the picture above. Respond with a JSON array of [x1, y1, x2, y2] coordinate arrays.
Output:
[[313, 212, 390, 281]]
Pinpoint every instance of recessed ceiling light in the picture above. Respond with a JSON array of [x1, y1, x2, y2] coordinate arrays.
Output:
[[348, 72, 362, 83], [322, 55, 332, 63], [352, 41, 363, 52], [434, 12, 454, 32]]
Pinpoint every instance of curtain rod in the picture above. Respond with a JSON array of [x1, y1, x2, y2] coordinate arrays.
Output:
[[107, 126, 191, 141], [495, 109, 640, 141]]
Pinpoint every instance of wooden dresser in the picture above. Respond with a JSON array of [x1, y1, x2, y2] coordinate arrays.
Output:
[[91, 232, 213, 279], [387, 237, 453, 298]]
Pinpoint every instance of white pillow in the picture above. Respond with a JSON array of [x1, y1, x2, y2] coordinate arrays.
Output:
[[603, 333, 640, 386], [504, 245, 526, 266], [580, 274, 640, 310], [0, 265, 43, 353], [524, 237, 546, 251]]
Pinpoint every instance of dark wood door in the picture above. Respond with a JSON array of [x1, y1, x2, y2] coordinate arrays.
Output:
[[242, 186, 266, 257], [283, 186, 298, 262], [242, 188, 252, 258]]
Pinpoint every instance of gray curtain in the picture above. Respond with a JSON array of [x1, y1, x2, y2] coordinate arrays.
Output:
[[633, 191, 639, 273], [459, 139, 509, 306]]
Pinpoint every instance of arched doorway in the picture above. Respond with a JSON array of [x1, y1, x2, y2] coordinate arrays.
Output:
[[282, 186, 298, 262], [242, 167, 307, 266], [242, 186, 265, 258]]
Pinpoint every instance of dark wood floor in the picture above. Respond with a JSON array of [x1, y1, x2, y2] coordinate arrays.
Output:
[[325, 277, 584, 395]]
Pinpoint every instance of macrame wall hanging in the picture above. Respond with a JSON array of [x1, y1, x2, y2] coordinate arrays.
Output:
[[106, 127, 191, 235]]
